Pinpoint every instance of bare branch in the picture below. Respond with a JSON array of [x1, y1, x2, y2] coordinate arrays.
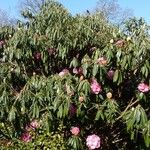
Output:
[[95, 0, 133, 24]]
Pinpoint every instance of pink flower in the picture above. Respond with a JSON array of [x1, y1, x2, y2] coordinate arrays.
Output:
[[70, 127, 80, 136], [25, 120, 40, 131], [0, 40, 5, 46], [34, 52, 41, 60], [69, 103, 77, 117], [115, 39, 125, 48], [138, 83, 149, 93], [30, 120, 40, 129], [73, 67, 83, 75], [107, 70, 114, 80], [20, 132, 32, 142], [59, 69, 69, 77], [90, 79, 102, 94], [86, 134, 101, 150], [47, 48, 56, 55], [73, 68, 78, 74], [97, 57, 107, 66]]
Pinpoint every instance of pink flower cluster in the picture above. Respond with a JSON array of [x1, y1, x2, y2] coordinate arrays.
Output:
[[70, 127, 80, 136], [59, 69, 69, 77], [138, 83, 149, 93], [73, 67, 83, 75], [90, 79, 102, 94], [26, 120, 40, 130], [21, 120, 40, 143], [0, 40, 5, 46], [86, 134, 101, 150], [20, 132, 32, 143], [97, 57, 107, 66], [34, 52, 41, 60], [115, 39, 125, 48]]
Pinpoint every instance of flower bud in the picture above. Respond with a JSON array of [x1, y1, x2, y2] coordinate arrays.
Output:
[[80, 75, 84, 81], [79, 96, 84, 102], [127, 36, 131, 41], [106, 92, 112, 99], [110, 39, 114, 43], [33, 72, 36, 76]]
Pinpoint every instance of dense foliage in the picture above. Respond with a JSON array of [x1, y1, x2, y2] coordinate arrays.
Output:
[[0, 1, 150, 149]]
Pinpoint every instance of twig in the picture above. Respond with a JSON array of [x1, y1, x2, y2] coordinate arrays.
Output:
[[116, 99, 139, 121], [15, 84, 27, 101]]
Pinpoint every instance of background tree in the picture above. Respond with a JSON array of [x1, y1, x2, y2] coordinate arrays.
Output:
[[95, 0, 133, 24], [20, 0, 45, 14], [19, 0, 133, 25]]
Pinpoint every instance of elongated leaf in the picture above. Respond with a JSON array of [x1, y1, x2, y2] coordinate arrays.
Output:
[[113, 69, 119, 82]]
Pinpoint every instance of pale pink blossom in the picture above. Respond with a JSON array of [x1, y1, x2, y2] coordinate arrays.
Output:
[[86, 134, 101, 150], [115, 39, 125, 48], [73, 67, 83, 75], [97, 57, 107, 66], [107, 70, 114, 80], [73, 68, 78, 74], [20, 132, 32, 142], [70, 127, 80, 136], [59, 69, 69, 77], [90, 79, 102, 94], [30, 120, 40, 129], [25, 120, 40, 130], [0, 40, 5, 46], [138, 83, 149, 93]]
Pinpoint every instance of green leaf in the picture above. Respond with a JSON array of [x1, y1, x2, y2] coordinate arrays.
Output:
[[113, 69, 119, 82], [70, 57, 79, 68], [92, 64, 99, 77], [95, 109, 101, 120], [117, 70, 122, 85], [8, 107, 16, 122]]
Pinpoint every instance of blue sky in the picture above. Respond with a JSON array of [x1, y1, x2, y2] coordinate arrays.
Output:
[[0, 0, 150, 23]]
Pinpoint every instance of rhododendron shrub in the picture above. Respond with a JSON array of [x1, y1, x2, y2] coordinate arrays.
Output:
[[0, 1, 150, 149]]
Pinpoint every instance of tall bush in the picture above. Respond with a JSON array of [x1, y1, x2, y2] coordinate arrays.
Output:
[[0, 1, 150, 149]]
